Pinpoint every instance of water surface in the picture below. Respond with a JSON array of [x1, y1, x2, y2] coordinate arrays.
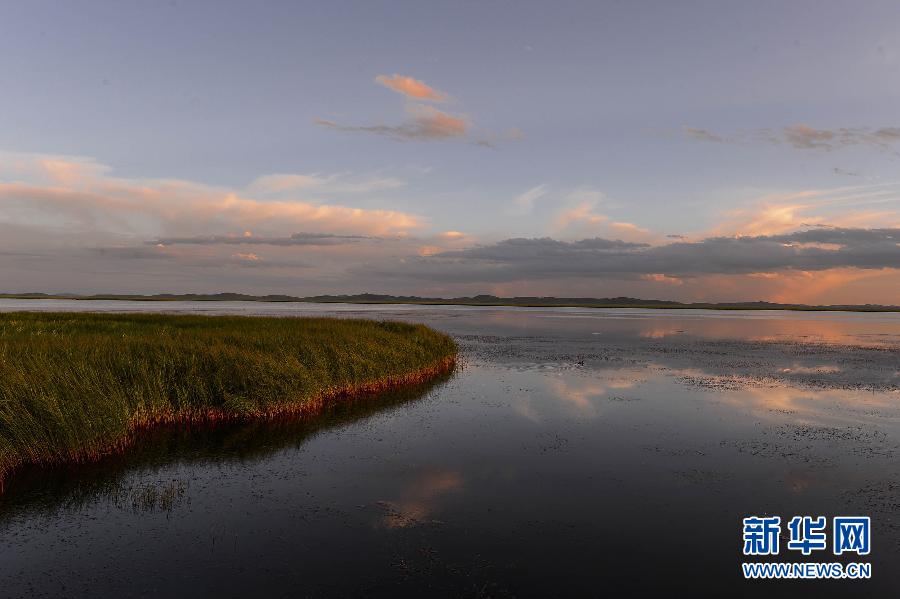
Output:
[[1, 301, 898, 597]]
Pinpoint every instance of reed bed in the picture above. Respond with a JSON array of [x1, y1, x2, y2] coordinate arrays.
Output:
[[0, 312, 457, 491]]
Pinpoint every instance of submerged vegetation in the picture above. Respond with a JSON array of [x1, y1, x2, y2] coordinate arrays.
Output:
[[0, 312, 457, 491]]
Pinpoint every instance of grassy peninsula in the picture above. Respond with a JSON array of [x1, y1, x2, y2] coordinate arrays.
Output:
[[0, 312, 457, 490]]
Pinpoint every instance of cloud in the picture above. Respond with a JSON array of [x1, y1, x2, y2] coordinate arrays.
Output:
[[609, 221, 653, 238], [715, 203, 817, 237], [712, 183, 900, 236], [543, 188, 660, 244], [513, 184, 547, 213], [505, 128, 525, 141], [872, 127, 900, 144], [683, 127, 726, 143], [317, 76, 517, 146], [642, 273, 683, 285], [551, 189, 607, 233], [763, 227, 900, 246], [0, 153, 424, 239], [404, 105, 469, 138], [4, 152, 899, 304], [245, 173, 405, 196], [684, 123, 900, 152], [473, 128, 526, 149], [782, 124, 838, 149], [151, 232, 371, 247], [439, 236, 648, 259], [375, 74, 447, 101], [87, 243, 317, 270], [316, 105, 469, 142], [363, 227, 900, 286], [553, 202, 608, 233]]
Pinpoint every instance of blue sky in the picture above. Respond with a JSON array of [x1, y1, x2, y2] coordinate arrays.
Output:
[[2, 1, 900, 301]]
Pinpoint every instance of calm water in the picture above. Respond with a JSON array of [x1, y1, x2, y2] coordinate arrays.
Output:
[[1, 300, 899, 597]]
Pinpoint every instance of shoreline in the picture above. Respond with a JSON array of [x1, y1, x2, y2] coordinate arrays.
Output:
[[2, 295, 900, 314]]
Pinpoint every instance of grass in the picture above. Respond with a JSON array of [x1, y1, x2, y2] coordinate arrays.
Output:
[[0, 312, 457, 491]]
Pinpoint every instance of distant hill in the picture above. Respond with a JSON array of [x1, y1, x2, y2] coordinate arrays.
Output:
[[1, 292, 898, 312]]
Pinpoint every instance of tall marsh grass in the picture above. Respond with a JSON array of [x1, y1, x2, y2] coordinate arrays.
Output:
[[0, 312, 457, 490]]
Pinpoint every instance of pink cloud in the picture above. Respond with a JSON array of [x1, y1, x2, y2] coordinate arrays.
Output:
[[405, 104, 469, 138], [0, 154, 425, 239], [375, 74, 447, 101], [316, 75, 517, 145]]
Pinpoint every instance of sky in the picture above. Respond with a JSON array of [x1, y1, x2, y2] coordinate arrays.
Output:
[[2, 0, 900, 303]]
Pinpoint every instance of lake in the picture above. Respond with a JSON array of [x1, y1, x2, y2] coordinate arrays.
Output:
[[1, 300, 898, 597]]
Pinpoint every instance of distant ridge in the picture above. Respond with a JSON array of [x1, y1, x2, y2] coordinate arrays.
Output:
[[1, 292, 898, 312]]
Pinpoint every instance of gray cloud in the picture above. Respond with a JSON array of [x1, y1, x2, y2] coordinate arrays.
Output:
[[359, 228, 900, 283], [439, 237, 649, 261], [782, 124, 839, 149], [151, 232, 371, 247], [315, 105, 469, 142], [763, 227, 899, 246], [685, 123, 900, 152], [88, 245, 314, 270], [683, 127, 726, 143]]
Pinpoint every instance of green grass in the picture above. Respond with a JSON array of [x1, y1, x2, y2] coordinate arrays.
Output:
[[0, 312, 457, 489]]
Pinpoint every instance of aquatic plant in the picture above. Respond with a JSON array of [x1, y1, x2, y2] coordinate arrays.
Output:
[[0, 312, 457, 491]]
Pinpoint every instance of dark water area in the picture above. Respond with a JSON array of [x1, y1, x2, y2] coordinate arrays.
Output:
[[1, 300, 899, 597]]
